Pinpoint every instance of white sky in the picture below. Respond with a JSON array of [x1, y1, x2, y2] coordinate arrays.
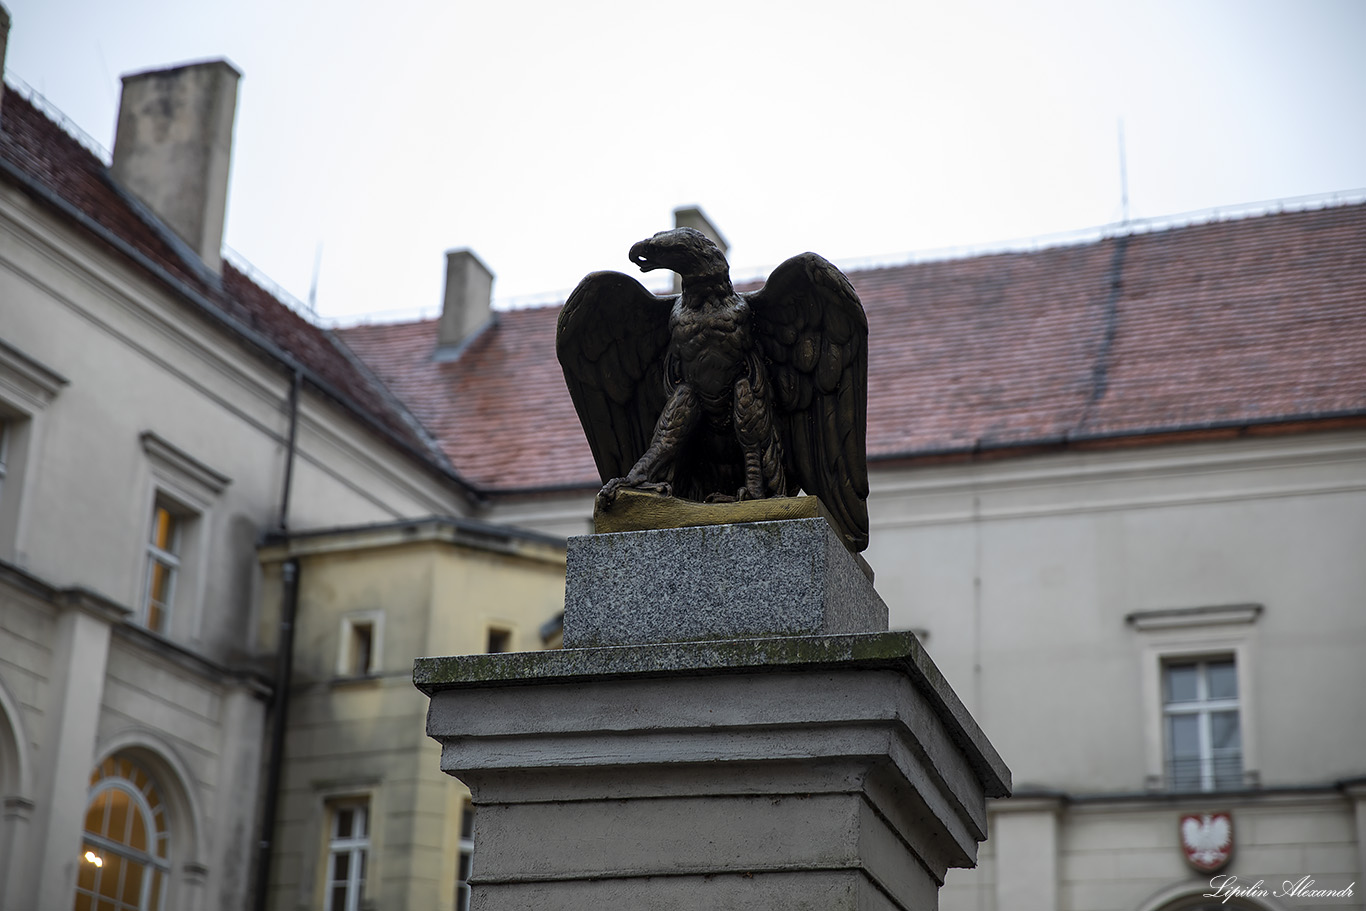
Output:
[[5, 0, 1365, 323]]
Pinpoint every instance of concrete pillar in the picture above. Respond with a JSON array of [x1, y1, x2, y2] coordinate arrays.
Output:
[[30, 594, 125, 911], [992, 794, 1063, 911], [419, 516, 1010, 910], [204, 682, 268, 911], [0, 796, 34, 911], [1345, 780, 1366, 892]]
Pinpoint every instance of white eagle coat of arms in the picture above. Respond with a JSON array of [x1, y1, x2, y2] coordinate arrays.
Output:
[[1180, 812, 1233, 873]]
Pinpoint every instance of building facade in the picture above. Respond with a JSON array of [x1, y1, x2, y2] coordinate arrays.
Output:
[[0, 15, 569, 910], [341, 203, 1366, 910]]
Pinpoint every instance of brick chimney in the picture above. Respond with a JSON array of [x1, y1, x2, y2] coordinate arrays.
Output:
[[111, 60, 240, 274], [672, 205, 728, 292], [436, 249, 494, 358]]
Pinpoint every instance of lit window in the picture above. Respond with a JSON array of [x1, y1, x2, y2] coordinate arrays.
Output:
[[142, 501, 182, 634], [325, 801, 369, 911], [1164, 658, 1242, 791], [486, 627, 511, 654], [74, 755, 170, 911], [455, 801, 474, 911]]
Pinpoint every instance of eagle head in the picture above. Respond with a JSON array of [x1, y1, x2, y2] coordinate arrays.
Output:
[[629, 227, 729, 279]]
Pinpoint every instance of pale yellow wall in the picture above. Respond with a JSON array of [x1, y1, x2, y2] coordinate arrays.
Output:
[[260, 527, 565, 911]]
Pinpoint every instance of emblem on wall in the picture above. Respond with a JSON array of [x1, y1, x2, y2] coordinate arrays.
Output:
[[1180, 812, 1234, 873]]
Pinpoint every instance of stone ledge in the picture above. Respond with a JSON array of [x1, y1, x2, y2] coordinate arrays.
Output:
[[415, 630, 1009, 801]]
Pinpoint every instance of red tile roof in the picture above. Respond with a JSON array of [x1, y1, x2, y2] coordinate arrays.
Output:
[[0, 85, 453, 482], [341, 203, 1366, 494]]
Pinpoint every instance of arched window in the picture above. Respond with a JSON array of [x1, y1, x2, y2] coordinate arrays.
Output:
[[74, 755, 171, 911]]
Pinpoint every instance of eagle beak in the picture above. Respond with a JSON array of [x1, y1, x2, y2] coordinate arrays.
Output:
[[629, 239, 658, 272]]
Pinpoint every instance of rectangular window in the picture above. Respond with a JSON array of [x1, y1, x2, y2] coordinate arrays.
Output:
[[325, 801, 369, 911], [338, 613, 383, 678], [142, 500, 182, 633], [348, 621, 375, 676], [1163, 657, 1242, 791], [486, 627, 512, 654], [456, 801, 474, 911]]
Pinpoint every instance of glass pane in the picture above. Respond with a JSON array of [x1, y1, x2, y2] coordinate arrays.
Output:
[[1207, 661, 1238, 700], [151, 507, 178, 551], [74, 892, 93, 911], [333, 851, 349, 881], [459, 854, 472, 880], [358, 848, 367, 884], [96, 853, 123, 899], [460, 806, 473, 839], [1211, 711, 1241, 750], [120, 860, 145, 905], [106, 789, 131, 843], [330, 885, 348, 911], [129, 803, 149, 851], [336, 808, 353, 839], [77, 845, 99, 892], [1167, 714, 1200, 757], [354, 806, 368, 837], [85, 792, 110, 836], [1164, 664, 1198, 703], [148, 869, 164, 911]]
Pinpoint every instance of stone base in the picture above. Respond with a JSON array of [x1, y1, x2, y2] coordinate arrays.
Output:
[[417, 633, 1010, 911], [563, 518, 883, 648]]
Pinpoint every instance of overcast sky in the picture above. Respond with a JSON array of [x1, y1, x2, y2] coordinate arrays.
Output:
[[5, 0, 1365, 323]]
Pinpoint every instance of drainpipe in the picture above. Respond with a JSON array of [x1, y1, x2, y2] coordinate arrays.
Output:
[[253, 557, 299, 911], [254, 369, 303, 911]]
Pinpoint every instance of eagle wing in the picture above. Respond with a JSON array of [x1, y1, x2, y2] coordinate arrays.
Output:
[[556, 271, 675, 483], [747, 253, 870, 551]]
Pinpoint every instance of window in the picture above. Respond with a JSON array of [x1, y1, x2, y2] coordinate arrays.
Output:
[[1129, 604, 1260, 792], [137, 433, 229, 639], [325, 801, 369, 911], [0, 340, 68, 563], [338, 612, 383, 677], [1163, 657, 1242, 791], [141, 501, 182, 634], [486, 627, 512, 654], [75, 756, 171, 911], [455, 801, 474, 911]]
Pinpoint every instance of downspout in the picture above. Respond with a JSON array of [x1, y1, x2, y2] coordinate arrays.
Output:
[[254, 369, 303, 911], [253, 557, 299, 911]]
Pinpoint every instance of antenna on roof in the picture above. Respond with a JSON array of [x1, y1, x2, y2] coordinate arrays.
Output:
[[307, 243, 323, 314], [1117, 118, 1130, 225]]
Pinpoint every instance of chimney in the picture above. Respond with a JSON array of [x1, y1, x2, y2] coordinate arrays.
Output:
[[111, 59, 240, 274], [672, 205, 728, 292], [436, 249, 494, 357], [0, 5, 11, 129]]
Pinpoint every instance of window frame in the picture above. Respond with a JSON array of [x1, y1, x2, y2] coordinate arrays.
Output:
[[1129, 604, 1261, 792], [75, 756, 172, 911], [324, 799, 371, 911], [0, 339, 68, 564], [1161, 656, 1243, 792], [136, 433, 230, 641], [337, 611, 384, 678]]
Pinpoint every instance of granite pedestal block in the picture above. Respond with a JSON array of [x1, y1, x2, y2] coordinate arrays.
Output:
[[563, 518, 885, 647], [417, 518, 1010, 911]]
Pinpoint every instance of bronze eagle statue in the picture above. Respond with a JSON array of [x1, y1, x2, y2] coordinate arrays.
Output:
[[556, 227, 870, 551]]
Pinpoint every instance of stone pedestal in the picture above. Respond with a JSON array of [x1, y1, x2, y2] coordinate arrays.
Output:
[[417, 518, 1010, 911]]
